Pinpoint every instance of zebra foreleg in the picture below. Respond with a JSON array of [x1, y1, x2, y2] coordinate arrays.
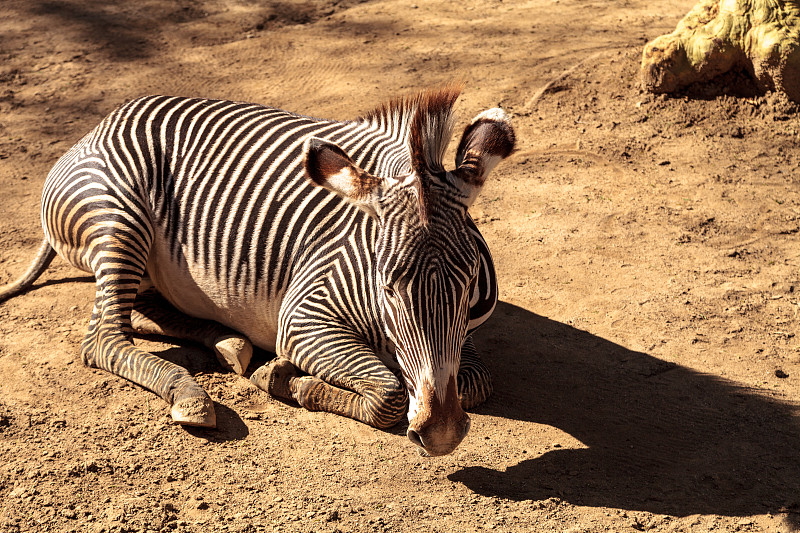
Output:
[[131, 289, 253, 375], [457, 335, 493, 410], [80, 243, 216, 428], [251, 336, 408, 429]]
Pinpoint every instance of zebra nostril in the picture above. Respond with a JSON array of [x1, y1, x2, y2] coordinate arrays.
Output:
[[407, 428, 425, 449]]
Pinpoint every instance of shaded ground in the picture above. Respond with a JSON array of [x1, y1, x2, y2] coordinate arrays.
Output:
[[1, 0, 799, 531]]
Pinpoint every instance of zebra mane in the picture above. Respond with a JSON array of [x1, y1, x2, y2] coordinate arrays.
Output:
[[360, 85, 461, 174]]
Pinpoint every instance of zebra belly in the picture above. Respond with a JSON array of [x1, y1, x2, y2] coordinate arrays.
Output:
[[145, 237, 281, 352]]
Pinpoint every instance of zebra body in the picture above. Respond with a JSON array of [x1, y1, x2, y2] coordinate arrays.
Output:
[[4, 88, 514, 456]]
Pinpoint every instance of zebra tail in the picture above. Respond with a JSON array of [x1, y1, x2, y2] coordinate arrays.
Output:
[[0, 240, 57, 303]]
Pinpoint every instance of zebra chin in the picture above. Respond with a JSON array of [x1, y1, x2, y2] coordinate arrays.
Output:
[[406, 375, 470, 457]]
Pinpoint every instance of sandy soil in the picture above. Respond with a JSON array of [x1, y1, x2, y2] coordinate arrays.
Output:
[[1, 0, 799, 531]]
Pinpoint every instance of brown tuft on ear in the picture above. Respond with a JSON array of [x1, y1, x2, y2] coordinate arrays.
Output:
[[454, 109, 516, 186]]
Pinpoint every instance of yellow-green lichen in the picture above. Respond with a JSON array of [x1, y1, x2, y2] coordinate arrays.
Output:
[[642, 0, 800, 101]]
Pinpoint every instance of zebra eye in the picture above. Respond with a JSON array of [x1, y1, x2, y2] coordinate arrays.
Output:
[[383, 286, 397, 299]]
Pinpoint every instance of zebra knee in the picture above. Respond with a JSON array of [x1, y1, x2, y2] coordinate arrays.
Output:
[[458, 367, 493, 410], [80, 327, 102, 367], [79, 323, 125, 368], [363, 381, 408, 429]]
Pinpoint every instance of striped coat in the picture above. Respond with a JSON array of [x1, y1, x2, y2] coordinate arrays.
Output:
[[2, 87, 515, 456]]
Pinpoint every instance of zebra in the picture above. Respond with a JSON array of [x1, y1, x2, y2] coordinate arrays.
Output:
[[0, 87, 515, 456]]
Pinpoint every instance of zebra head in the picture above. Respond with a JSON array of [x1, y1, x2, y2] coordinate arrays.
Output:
[[304, 89, 515, 456]]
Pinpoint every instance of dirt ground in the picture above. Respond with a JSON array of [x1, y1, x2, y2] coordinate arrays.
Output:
[[1, 0, 799, 531]]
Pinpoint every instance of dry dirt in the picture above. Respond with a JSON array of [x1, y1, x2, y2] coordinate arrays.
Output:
[[1, 1, 799, 532]]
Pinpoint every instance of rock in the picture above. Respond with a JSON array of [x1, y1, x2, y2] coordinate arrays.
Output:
[[106, 506, 124, 522], [8, 486, 26, 498], [642, 0, 800, 101]]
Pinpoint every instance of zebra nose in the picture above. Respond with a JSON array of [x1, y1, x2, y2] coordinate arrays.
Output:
[[407, 428, 425, 450], [406, 411, 471, 457]]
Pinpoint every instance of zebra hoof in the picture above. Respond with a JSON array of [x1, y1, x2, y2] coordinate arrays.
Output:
[[213, 335, 253, 376], [171, 396, 217, 428], [250, 358, 299, 401]]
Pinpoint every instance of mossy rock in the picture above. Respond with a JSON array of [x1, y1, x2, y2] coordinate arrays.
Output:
[[642, 0, 800, 102]]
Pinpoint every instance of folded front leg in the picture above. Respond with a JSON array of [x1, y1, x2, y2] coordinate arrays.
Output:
[[457, 335, 493, 410], [251, 329, 408, 429]]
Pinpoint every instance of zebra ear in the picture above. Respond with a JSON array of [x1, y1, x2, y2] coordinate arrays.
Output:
[[452, 108, 515, 206], [303, 137, 382, 216]]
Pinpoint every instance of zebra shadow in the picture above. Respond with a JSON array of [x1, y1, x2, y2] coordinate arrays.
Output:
[[452, 301, 800, 526]]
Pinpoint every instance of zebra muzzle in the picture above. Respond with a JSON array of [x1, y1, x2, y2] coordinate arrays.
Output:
[[407, 376, 470, 456]]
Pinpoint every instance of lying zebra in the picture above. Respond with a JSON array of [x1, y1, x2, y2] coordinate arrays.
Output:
[[0, 87, 515, 456]]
